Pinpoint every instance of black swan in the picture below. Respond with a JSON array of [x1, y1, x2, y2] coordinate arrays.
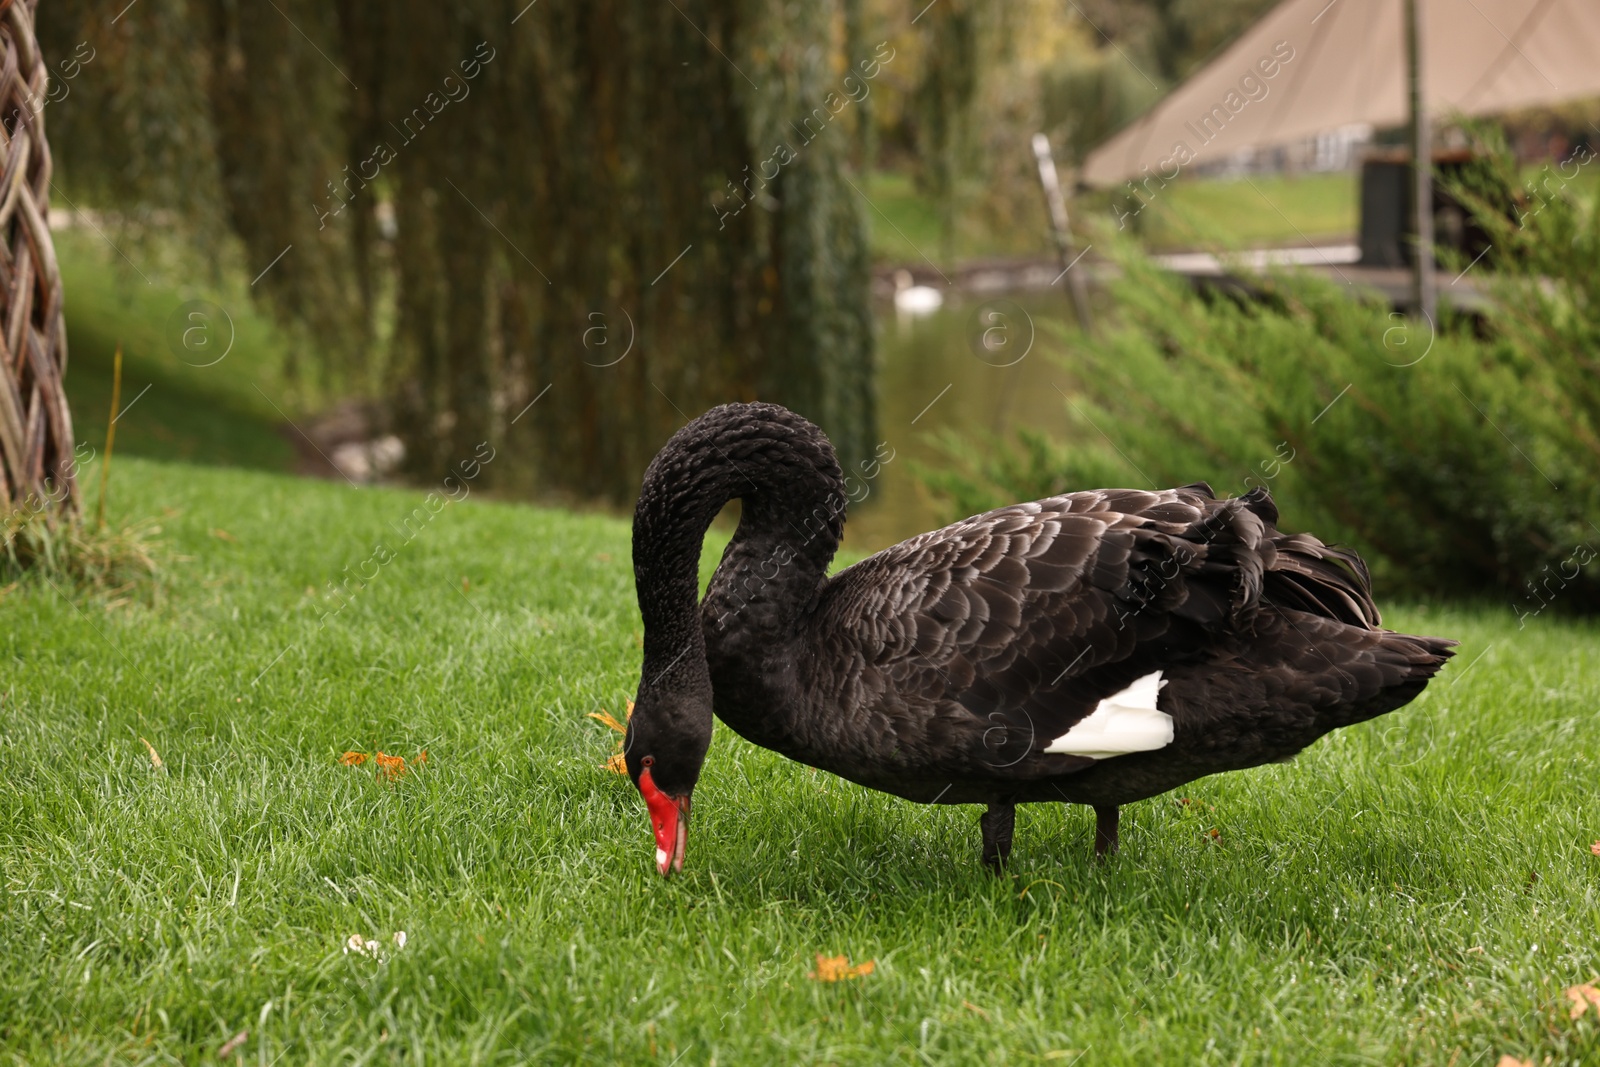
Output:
[[625, 402, 1455, 876]]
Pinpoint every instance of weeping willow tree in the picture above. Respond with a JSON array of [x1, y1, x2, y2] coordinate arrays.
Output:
[[898, 0, 1002, 260], [882, 0, 1054, 261], [38, 0, 879, 502]]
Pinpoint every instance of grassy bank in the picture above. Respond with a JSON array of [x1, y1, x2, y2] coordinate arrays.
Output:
[[54, 228, 300, 473], [1, 457, 1598, 1064]]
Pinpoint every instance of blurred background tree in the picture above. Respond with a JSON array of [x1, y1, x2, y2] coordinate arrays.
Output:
[[38, 0, 887, 502]]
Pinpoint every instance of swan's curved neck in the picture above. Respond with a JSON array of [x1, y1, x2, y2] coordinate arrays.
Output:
[[632, 405, 846, 682]]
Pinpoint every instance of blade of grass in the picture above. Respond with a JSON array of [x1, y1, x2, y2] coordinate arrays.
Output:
[[95, 342, 121, 532]]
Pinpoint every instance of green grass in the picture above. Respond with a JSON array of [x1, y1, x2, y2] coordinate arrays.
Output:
[[862, 171, 955, 263], [863, 169, 1359, 265], [1129, 171, 1357, 250], [3, 456, 1599, 1065], [1067, 171, 1357, 252], [55, 229, 300, 473]]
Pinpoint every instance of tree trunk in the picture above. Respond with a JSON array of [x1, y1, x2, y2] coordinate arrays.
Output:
[[0, 0, 77, 519]]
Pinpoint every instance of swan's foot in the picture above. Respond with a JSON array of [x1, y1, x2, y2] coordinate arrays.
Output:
[[1094, 805, 1120, 860], [980, 802, 1015, 871]]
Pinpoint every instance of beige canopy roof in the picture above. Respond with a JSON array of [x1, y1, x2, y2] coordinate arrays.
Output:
[[1080, 0, 1600, 187]]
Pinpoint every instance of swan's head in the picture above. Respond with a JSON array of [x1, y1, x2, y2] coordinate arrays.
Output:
[[624, 680, 711, 877], [627, 402, 836, 877]]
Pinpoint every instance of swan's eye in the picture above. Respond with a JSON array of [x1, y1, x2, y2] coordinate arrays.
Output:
[[641, 755, 655, 767]]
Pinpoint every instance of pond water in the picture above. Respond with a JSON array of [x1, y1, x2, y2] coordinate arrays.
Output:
[[841, 291, 1086, 555]]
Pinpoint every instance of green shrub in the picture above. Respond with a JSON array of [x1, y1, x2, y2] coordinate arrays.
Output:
[[916, 235, 1600, 611], [1443, 122, 1600, 469]]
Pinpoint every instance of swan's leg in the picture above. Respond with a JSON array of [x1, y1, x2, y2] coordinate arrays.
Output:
[[1094, 805, 1120, 859], [980, 802, 1015, 871]]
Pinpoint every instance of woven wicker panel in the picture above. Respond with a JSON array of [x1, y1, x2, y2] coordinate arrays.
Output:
[[0, 0, 76, 514]]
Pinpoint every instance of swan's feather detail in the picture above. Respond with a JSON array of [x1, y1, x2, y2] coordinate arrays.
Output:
[[1043, 670, 1173, 758], [779, 481, 1455, 804]]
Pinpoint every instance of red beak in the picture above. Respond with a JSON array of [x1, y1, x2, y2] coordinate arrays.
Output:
[[638, 767, 691, 877]]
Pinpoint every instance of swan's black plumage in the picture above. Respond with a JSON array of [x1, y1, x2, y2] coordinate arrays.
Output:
[[624, 402, 1456, 873]]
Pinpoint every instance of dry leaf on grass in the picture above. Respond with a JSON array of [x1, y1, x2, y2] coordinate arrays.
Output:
[[1495, 1056, 1532, 1067], [374, 752, 408, 779], [588, 711, 627, 734], [1567, 982, 1600, 1019], [218, 1030, 248, 1057], [339, 750, 426, 778], [210, 528, 237, 543], [1589, 841, 1600, 856], [591, 701, 634, 772], [809, 954, 875, 982], [138, 737, 163, 770]]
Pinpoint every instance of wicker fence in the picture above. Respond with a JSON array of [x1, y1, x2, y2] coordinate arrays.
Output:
[[0, 0, 76, 518]]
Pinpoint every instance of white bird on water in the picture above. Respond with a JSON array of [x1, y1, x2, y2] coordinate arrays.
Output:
[[893, 269, 944, 315]]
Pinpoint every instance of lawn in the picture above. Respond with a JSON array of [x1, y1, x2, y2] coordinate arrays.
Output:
[[2, 456, 1599, 1065], [1124, 171, 1357, 250], [862, 170, 1359, 265], [54, 228, 302, 474]]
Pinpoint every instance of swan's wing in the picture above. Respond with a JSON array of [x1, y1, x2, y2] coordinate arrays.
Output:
[[812, 485, 1377, 776]]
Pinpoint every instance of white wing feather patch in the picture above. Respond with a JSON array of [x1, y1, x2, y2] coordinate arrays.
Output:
[[1043, 669, 1174, 759]]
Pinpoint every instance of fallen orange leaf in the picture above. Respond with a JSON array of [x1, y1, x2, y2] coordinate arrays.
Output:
[[339, 751, 368, 766], [592, 703, 634, 771], [1567, 983, 1600, 1019], [588, 711, 627, 734], [138, 737, 164, 770], [809, 954, 875, 982], [1590, 841, 1600, 856], [374, 752, 407, 779], [1495, 1056, 1532, 1067], [414, 750, 428, 767]]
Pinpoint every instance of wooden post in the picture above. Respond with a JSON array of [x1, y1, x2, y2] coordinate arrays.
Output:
[[1031, 133, 1094, 333], [0, 0, 77, 519], [1404, 0, 1436, 321]]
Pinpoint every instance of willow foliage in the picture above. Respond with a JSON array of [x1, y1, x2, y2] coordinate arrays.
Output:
[[39, 0, 886, 500]]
